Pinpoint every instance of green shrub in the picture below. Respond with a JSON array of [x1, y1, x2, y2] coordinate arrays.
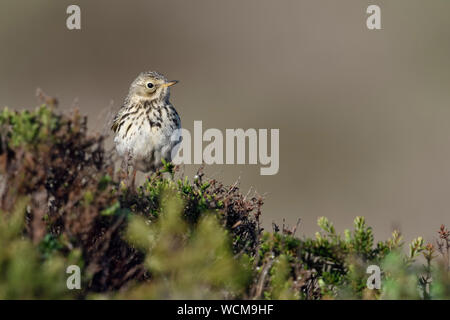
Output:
[[0, 104, 448, 299], [0, 198, 71, 299]]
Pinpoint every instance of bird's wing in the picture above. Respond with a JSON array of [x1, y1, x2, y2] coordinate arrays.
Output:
[[111, 107, 125, 133]]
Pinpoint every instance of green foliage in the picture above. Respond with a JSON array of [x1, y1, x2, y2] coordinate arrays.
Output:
[[39, 234, 64, 259], [380, 252, 421, 299], [267, 255, 297, 300], [256, 216, 450, 300], [0, 199, 71, 299], [0, 105, 59, 147], [121, 191, 251, 299]]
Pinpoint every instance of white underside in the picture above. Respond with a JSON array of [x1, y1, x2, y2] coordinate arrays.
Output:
[[114, 118, 181, 172]]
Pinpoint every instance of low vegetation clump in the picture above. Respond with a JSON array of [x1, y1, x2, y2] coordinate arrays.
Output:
[[0, 104, 449, 299]]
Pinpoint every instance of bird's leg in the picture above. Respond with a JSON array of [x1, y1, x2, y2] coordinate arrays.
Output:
[[120, 158, 127, 182], [121, 156, 127, 172], [117, 156, 128, 189], [129, 167, 137, 190], [124, 151, 137, 190]]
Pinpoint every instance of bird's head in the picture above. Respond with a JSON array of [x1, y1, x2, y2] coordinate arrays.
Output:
[[129, 71, 178, 103]]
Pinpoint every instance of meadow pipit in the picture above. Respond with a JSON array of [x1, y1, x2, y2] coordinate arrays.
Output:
[[111, 71, 181, 177]]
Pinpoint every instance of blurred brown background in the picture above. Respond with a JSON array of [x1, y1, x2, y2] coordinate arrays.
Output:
[[1, 0, 449, 243]]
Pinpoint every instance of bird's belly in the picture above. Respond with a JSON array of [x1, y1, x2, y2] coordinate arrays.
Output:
[[114, 120, 180, 172]]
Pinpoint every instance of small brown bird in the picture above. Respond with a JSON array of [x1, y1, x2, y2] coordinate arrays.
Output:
[[111, 71, 181, 176]]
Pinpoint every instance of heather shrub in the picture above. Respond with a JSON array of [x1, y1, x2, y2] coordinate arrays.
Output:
[[0, 104, 448, 300], [0, 198, 72, 299]]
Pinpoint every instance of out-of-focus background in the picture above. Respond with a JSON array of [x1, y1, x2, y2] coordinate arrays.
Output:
[[1, 0, 449, 243]]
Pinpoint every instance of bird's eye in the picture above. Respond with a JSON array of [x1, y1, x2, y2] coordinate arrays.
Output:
[[147, 82, 154, 89]]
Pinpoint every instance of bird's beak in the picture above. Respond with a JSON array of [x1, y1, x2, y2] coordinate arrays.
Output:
[[162, 80, 179, 88]]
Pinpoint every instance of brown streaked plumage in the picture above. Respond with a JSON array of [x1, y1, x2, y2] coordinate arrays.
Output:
[[112, 71, 182, 172]]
